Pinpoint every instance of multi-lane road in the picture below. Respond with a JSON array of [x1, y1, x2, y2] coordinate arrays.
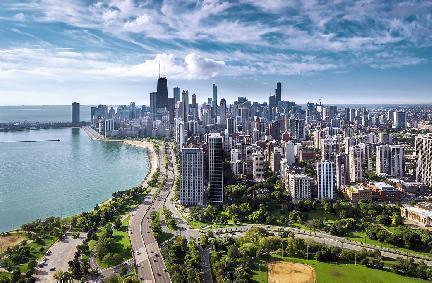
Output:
[[130, 143, 173, 283]]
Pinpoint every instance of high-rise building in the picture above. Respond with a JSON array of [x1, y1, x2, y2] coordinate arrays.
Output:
[[208, 133, 224, 204], [252, 150, 265, 181], [72, 102, 80, 126], [376, 145, 391, 175], [212, 84, 218, 121], [349, 145, 363, 183], [173, 87, 180, 104], [182, 90, 189, 122], [227, 117, 235, 135], [149, 92, 157, 119], [317, 161, 336, 200], [415, 134, 432, 188], [180, 147, 204, 206], [275, 82, 281, 104], [393, 111, 407, 129], [285, 141, 295, 165], [288, 174, 311, 201], [336, 153, 349, 189], [156, 77, 168, 109], [270, 147, 281, 174], [376, 145, 404, 177]]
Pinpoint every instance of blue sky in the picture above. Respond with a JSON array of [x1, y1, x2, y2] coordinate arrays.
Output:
[[0, 0, 431, 105]]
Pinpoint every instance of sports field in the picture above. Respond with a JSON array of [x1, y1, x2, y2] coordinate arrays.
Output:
[[268, 261, 316, 283]]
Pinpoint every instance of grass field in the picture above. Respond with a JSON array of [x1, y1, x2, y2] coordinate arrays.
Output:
[[251, 255, 429, 283], [0, 232, 26, 253], [95, 216, 132, 269]]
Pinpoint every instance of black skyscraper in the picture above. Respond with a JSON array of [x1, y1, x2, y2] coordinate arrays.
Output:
[[156, 77, 168, 109], [275, 82, 281, 103]]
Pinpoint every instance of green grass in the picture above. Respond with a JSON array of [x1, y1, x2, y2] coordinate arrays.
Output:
[[251, 255, 429, 283], [18, 235, 57, 272], [96, 216, 133, 269]]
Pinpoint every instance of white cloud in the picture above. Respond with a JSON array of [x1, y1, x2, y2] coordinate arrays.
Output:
[[0, 48, 226, 81], [13, 12, 25, 21]]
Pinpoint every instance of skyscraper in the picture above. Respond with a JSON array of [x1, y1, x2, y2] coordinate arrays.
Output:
[[149, 92, 157, 119], [173, 87, 180, 104], [376, 145, 404, 177], [415, 133, 432, 188], [208, 133, 224, 204], [317, 161, 336, 200], [156, 77, 168, 109], [180, 147, 204, 206], [393, 111, 407, 129], [182, 90, 189, 122], [212, 84, 218, 123], [349, 145, 363, 183], [335, 153, 349, 189], [72, 102, 80, 126], [275, 82, 281, 104]]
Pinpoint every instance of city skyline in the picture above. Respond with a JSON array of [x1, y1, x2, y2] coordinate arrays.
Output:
[[0, 0, 431, 105]]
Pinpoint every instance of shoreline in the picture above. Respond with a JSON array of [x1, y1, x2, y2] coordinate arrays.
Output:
[[123, 140, 158, 188], [0, 138, 157, 235]]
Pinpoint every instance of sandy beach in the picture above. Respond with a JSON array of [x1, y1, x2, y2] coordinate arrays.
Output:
[[124, 140, 158, 187]]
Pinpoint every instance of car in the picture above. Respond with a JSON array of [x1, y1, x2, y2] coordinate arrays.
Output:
[[155, 254, 159, 257], [154, 259, 157, 262], [49, 267, 56, 271], [157, 272, 161, 276]]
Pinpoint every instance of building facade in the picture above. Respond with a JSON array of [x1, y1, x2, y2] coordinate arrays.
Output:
[[180, 148, 204, 206]]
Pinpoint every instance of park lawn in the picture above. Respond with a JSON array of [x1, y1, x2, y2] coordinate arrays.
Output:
[[251, 255, 429, 283], [97, 216, 132, 269], [18, 235, 57, 272], [347, 230, 431, 258], [305, 208, 338, 222]]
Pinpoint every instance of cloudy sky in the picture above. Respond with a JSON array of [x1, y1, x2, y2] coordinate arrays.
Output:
[[0, 0, 431, 105]]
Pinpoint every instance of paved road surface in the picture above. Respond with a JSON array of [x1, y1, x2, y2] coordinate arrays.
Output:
[[130, 143, 171, 283], [35, 233, 86, 282]]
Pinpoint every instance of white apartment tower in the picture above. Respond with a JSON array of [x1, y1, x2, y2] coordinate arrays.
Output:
[[376, 145, 404, 177], [415, 134, 432, 188], [180, 148, 204, 206], [317, 161, 336, 200], [349, 145, 363, 183], [288, 174, 312, 201], [252, 151, 265, 181]]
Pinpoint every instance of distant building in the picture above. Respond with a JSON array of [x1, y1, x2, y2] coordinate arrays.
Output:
[[393, 111, 406, 129], [376, 145, 404, 177], [288, 174, 311, 201], [317, 161, 336, 200], [208, 133, 224, 204], [173, 87, 180, 104], [156, 77, 168, 109], [415, 133, 432, 188], [401, 203, 432, 227], [270, 147, 281, 174], [346, 185, 372, 202], [72, 102, 80, 126], [368, 182, 401, 201], [349, 145, 363, 183], [336, 153, 349, 189], [180, 147, 204, 206], [252, 151, 265, 181]]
